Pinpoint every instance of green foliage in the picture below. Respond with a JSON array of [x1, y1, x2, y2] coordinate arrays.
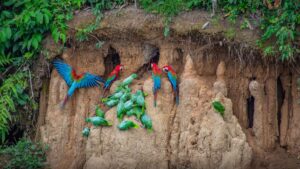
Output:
[[0, 73, 29, 142], [0, 139, 48, 169], [259, 1, 299, 60], [140, 0, 186, 17], [0, 0, 84, 143], [214, 0, 299, 60], [140, 0, 300, 60], [0, 0, 129, 143], [140, 0, 186, 37], [186, 0, 211, 10], [75, 0, 126, 45], [212, 101, 225, 117], [0, 55, 14, 67], [224, 27, 236, 40]]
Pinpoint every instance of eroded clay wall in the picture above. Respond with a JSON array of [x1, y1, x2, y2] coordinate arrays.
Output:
[[36, 6, 300, 169]]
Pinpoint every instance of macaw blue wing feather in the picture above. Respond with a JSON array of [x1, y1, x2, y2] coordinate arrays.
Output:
[[53, 59, 73, 87], [167, 72, 177, 90], [76, 73, 105, 88], [152, 74, 161, 92]]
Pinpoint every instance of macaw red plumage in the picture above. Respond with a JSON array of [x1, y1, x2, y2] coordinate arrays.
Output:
[[162, 65, 179, 105], [151, 63, 162, 107], [103, 64, 124, 95], [53, 59, 105, 108]]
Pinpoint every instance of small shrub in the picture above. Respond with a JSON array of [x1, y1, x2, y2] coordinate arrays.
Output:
[[0, 139, 48, 169]]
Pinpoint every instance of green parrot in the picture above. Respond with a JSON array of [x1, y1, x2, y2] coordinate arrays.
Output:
[[95, 106, 105, 118], [86, 116, 112, 126], [121, 73, 138, 86], [118, 120, 139, 130], [132, 106, 144, 119], [212, 101, 225, 117], [82, 127, 90, 137], [104, 99, 119, 107], [136, 90, 145, 107], [124, 100, 134, 111], [117, 100, 126, 120], [130, 93, 138, 103], [109, 91, 124, 100], [120, 92, 131, 102], [141, 114, 152, 131], [126, 109, 135, 117]]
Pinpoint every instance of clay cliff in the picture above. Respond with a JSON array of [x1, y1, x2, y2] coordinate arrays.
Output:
[[35, 6, 300, 169]]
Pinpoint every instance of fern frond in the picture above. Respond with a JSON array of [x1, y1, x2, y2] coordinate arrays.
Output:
[[0, 55, 14, 67], [0, 72, 28, 143]]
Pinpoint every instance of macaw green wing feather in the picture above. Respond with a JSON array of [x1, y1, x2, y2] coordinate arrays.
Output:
[[167, 72, 177, 90], [76, 73, 104, 88], [104, 74, 116, 89]]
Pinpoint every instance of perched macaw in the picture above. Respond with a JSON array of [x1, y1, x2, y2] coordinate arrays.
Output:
[[162, 65, 179, 105], [151, 63, 162, 107], [53, 59, 105, 108], [103, 64, 124, 96]]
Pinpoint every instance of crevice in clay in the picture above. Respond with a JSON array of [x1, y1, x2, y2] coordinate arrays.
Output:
[[277, 77, 285, 142], [149, 47, 160, 64], [104, 46, 121, 77], [247, 96, 255, 129], [136, 44, 160, 78]]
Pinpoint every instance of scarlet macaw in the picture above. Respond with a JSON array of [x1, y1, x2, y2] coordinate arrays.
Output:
[[162, 65, 179, 105], [103, 64, 124, 95], [151, 63, 162, 107], [53, 59, 105, 108]]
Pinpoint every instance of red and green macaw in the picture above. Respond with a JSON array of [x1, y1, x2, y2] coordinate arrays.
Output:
[[53, 59, 105, 108], [151, 63, 162, 107], [103, 64, 124, 95], [162, 65, 179, 105]]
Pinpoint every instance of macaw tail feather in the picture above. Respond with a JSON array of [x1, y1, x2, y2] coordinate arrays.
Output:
[[153, 91, 157, 107], [60, 96, 69, 109], [101, 88, 108, 99], [175, 88, 179, 105]]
